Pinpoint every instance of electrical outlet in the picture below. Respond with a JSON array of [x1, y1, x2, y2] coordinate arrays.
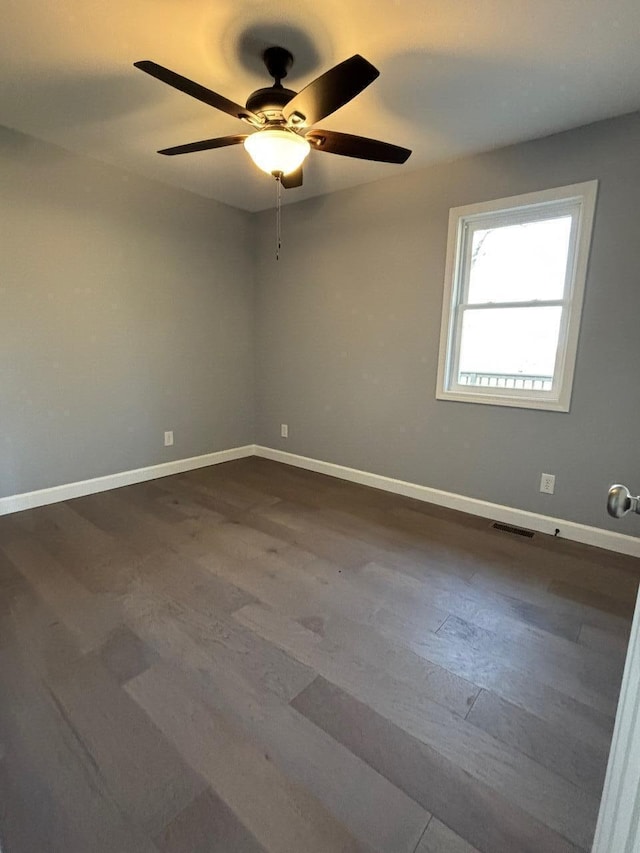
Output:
[[164, 430, 174, 447], [540, 473, 555, 494], [280, 423, 288, 438]]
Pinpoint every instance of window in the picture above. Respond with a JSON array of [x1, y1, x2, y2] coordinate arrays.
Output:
[[436, 181, 598, 411]]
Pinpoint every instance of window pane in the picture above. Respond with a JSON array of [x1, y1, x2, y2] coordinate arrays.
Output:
[[467, 216, 572, 304], [457, 306, 562, 390]]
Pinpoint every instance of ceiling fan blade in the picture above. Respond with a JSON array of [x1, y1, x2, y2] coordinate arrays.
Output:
[[283, 55, 379, 127], [134, 60, 261, 126], [158, 135, 248, 156], [281, 167, 303, 189], [306, 129, 412, 164]]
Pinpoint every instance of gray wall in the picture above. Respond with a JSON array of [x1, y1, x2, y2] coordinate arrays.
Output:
[[1, 126, 255, 497], [4, 113, 640, 537], [254, 111, 640, 534]]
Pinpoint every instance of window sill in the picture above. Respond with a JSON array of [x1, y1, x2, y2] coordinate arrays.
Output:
[[435, 388, 570, 412]]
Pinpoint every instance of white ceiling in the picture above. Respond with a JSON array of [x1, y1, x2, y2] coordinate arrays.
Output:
[[2, 0, 640, 212]]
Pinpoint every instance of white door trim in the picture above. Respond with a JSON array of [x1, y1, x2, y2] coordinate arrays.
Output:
[[592, 586, 640, 853]]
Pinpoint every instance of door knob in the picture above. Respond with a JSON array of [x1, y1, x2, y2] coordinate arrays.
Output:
[[607, 484, 640, 519]]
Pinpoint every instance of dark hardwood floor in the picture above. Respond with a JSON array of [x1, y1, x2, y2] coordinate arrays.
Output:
[[0, 456, 638, 852]]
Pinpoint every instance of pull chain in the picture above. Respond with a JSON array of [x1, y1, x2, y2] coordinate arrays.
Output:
[[275, 174, 282, 261]]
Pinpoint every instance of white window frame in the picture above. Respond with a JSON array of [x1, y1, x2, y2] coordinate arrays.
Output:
[[436, 181, 598, 412]]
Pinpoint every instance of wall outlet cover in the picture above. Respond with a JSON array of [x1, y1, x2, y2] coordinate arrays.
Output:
[[540, 473, 555, 494], [164, 430, 174, 447]]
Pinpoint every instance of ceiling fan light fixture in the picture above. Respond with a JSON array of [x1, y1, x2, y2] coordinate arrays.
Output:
[[244, 128, 310, 177]]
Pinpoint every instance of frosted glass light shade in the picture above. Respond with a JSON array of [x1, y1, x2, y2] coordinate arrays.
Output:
[[244, 129, 310, 176]]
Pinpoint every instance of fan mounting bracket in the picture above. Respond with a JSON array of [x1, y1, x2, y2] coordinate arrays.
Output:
[[263, 46, 294, 84]]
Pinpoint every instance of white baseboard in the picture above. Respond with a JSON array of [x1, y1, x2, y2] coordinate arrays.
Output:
[[254, 446, 640, 559], [0, 445, 255, 516], [3, 442, 638, 558]]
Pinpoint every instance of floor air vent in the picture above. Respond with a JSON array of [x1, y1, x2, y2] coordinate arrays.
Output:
[[491, 521, 535, 538]]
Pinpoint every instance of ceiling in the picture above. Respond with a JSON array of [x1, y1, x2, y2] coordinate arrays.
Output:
[[2, 1, 640, 212]]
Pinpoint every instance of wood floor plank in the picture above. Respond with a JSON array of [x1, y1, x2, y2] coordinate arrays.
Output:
[[154, 487, 232, 521], [98, 624, 159, 684], [127, 664, 375, 853], [362, 505, 635, 637], [0, 549, 23, 589], [318, 499, 593, 615], [0, 648, 159, 853], [296, 608, 480, 717], [359, 561, 620, 716], [247, 502, 379, 569], [196, 545, 449, 664], [384, 601, 615, 751], [236, 603, 598, 850], [310, 506, 481, 581], [1, 536, 121, 652], [299, 550, 583, 654], [470, 568, 632, 637], [466, 689, 608, 797], [0, 562, 30, 650], [548, 579, 637, 619], [389, 503, 640, 605], [197, 517, 300, 563], [358, 560, 593, 656], [1, 585, 88, 680], [194, 549, 472, 716], [117, 481, 193, 525], [237, 554, 473, 712], [133, 548, 256, 618], [416, 818, 482, 853], [451, 604, 622, 684], [75, 495, 260, 617], [0, 457, 634, 853], [71, 488, 189, 566], [123, 579, 316, 703], [292, 558, 614, 749], [123, 603, 428, 853], [437, 614, 620, 715], [168, 467, 282, 512], [11, 501, 138, 593], [49, 653, 206, 837], [292, 677, 583, 853], [220, 462, 362, 512], [476, 542, 640, 606], [578, 622, 631, 658], [155, 789, 267, 853], [151, 475, 263, 520], [105, 490, 296, 573]]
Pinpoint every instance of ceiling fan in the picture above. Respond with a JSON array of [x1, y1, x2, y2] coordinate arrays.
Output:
[[133, 47, 412, 188]]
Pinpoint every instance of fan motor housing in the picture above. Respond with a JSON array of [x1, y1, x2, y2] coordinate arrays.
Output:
[[246, 86, 296, 120]]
